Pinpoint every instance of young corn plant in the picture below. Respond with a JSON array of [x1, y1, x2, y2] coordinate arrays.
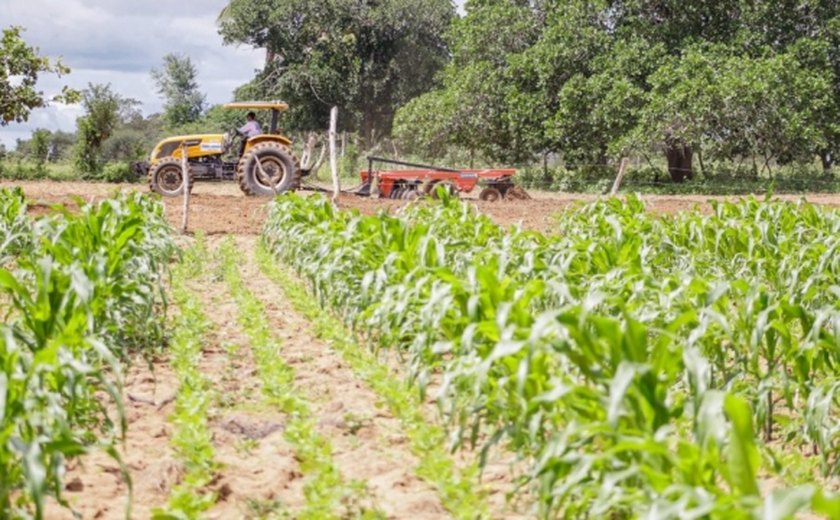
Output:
[[217, 239, 385, 520], [1, 192, 175, 519], [153, 236, 219, 519], [262, 193, 840, 518], [255, 243, 492, 518]]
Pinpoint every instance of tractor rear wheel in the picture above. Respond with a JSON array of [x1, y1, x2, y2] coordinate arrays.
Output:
[[237, 142, 301, 197], [149, 157, 192, 197]]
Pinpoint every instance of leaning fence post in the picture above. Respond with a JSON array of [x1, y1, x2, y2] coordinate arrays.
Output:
[[610, 158, 629, 196], [180, 142, 190, 234]]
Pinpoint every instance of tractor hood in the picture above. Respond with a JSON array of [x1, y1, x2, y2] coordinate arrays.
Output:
[[150, 134, 226, 161]]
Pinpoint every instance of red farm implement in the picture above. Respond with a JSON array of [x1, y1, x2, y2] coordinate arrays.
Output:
[[350, 156, 530, 201]]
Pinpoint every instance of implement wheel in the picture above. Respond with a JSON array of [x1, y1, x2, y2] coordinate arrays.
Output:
[[237, 142, 301, 196], [426, 181, 458, 199], [149, 157, 192, 197], [504, 185, 532, 200], [479, 187, 502, 202]]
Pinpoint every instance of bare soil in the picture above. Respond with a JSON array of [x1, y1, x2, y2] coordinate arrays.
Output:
[[46, 358, 181, 520], [8, 179, 840, 236]]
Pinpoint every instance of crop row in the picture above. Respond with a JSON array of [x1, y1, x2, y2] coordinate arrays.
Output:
[[262, 193, 840, 518], [0, 188, 175, 518]]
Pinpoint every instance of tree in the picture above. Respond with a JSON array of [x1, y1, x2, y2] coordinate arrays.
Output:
[[397, 0, 840, 179], [0, 26, 79, 125], [29, 128, 50, 164], [634, 45, 833, 177], [151, 53, 206, 127], [74, 83, 141, 177], [396, 1, 545, 165], [218, 0, 454, 147]]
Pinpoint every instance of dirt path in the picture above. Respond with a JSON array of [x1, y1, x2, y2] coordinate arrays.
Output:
[[223, 235, 448, 519], [184, 267, 307, 519]]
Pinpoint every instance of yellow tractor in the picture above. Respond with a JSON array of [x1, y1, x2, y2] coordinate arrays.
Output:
[[141, 101, 301, 197]]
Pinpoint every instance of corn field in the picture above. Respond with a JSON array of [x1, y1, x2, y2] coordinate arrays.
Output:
[[4, 185, 840, 518]]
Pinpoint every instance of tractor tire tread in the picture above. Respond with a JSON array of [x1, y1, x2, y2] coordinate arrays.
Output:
[[237, 142, 302, 197]]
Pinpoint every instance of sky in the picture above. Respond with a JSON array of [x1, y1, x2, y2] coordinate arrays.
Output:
[[0, 0, 266, 149], [0, 0, 467, 150]]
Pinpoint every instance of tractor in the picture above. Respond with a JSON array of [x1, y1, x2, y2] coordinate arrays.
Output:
[[139, 101, 301, 197]]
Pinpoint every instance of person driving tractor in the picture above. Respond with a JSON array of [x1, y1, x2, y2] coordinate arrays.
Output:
[[239, 111, 262, 138], [237, 111, 262, 156]]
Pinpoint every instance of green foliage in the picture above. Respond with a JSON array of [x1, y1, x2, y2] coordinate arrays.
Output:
[[73, 116, 101, 177], [74, 83, 142, 178], [263, 193, 840, 517], [517, 162, 840, 194], [151, 53, 206, 128], [219, 0, 454, 144], [28, 129, 50, 164], [100, 162, 135, 183], [633, 45, 834, 166], [0, 26, 79, 126], [395, 0, 840, 175]]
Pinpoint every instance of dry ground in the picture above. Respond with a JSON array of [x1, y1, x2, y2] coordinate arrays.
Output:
[[10, 179, 840, 236]]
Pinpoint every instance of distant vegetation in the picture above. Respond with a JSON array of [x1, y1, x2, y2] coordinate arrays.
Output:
[[2, 1, 839, 192]]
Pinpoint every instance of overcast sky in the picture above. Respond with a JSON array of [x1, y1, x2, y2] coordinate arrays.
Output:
[[0, 0, 266, 149], [0, 0, 467, 150]]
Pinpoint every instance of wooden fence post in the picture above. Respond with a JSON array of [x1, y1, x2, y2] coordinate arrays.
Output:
[[180, 142, 190, 234], [329, 107, 340, 201]]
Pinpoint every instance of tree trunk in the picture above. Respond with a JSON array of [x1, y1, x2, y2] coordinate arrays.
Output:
[[820, 150, 834, 173], [264, 48, 275, 69], [665, 142, 693, 182]]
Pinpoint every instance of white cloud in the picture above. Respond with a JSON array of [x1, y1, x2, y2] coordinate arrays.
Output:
[[0, 0, 264, 149]]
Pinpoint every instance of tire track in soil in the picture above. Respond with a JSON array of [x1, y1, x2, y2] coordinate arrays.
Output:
[[225, 235, 449, 520], [183, 261, 307, 519]]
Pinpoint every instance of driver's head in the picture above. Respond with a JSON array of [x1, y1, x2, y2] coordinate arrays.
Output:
[[246, 111, 256, 121]]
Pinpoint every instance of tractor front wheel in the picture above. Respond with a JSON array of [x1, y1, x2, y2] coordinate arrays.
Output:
[[149, 157, 192, 197], [237, 142, 301, 197]]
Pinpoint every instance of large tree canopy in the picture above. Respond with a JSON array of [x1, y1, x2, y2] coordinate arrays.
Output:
[[218, 0, 454, 145], [395, 0, 840, 178], [0, 26, 79, 126]]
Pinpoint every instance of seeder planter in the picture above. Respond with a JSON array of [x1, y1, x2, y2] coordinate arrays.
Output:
[[349, 156, 530, 201]]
